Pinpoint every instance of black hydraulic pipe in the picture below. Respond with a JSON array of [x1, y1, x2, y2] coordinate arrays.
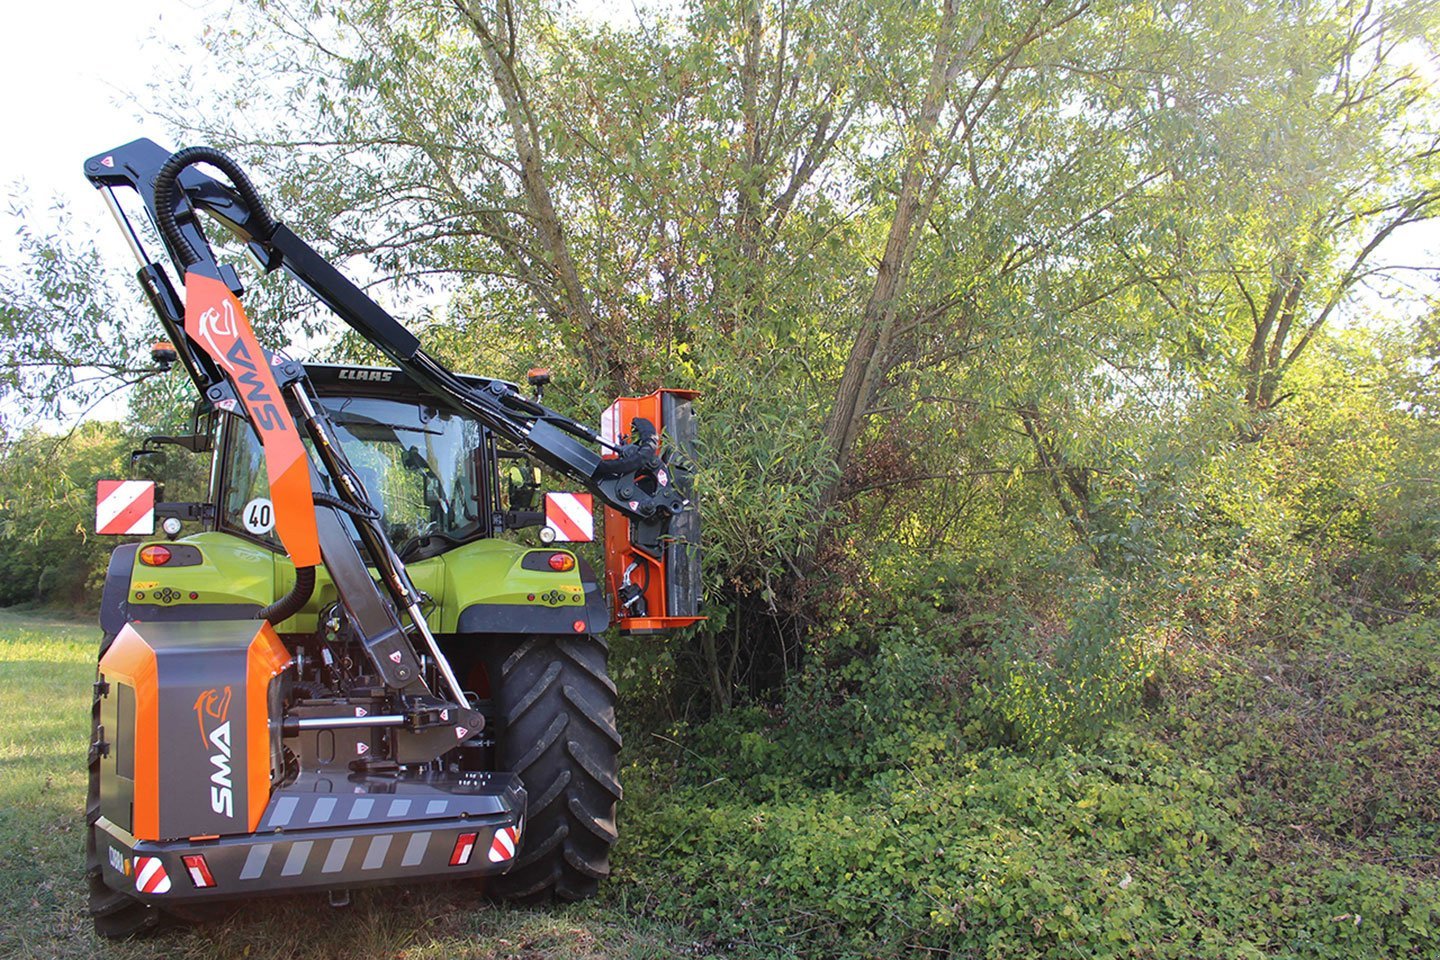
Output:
[[257, 565, 316, 625], [153, 146, 279, 268]]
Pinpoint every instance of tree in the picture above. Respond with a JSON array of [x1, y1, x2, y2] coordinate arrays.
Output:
[[0, 200, 155, 434], [106, 0, 1440, 704]]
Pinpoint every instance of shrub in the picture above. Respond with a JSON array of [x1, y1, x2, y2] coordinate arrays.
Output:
[[618, 726, 1440, 959]]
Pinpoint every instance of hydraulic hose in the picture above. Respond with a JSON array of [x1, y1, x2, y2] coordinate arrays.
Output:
[[257, 565, 316, 626], [152, 146, 279, 269], [312, 490, 380, 521]]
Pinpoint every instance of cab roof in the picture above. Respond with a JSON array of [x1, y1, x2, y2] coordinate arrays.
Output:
[[302, 363, 513, 397]]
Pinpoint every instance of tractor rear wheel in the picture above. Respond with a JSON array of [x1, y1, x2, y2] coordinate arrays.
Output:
[[490, 633, 621, 902], [87, 634, 162, 939]]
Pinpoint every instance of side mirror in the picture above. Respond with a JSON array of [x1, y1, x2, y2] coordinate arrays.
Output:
[[142, 433, 213, 454], [129, 448, 162, 468]]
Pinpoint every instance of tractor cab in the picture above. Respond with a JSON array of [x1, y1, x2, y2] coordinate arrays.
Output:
[[217, 364, 515, 562], [196, 362, 622, 635]]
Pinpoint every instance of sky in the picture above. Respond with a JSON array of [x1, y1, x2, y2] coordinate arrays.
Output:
[[0, 0, 630, 426], [0, 0, 219, 422], [0, 0, 212, 236]]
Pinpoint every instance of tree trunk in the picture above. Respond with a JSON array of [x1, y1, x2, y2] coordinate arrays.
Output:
[[1017, 402, 1098, 562], [822, 0, 962, 484], [454, 0, 629, 395]]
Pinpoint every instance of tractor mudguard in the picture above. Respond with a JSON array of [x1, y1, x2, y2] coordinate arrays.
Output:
[[438, 540, 607, 635], [455, 559, 610, 635], [99, 543, 140, 638], [118, 532, 277, 625]]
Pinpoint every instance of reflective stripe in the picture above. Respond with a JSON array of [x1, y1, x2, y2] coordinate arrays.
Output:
[[362, 835, 392, 870], [96, 480, 155, 536], [309, 797, 337, 824], [544, 492, 595, 542], [349, 798, 374, 820], [135, 856, 171, 894], [426, 800, 447, 815], [401, 832, 430, 867], [239, 844, 272, 880], [322, 838, 353, 874], [281, 841, 313, 877], [387, 799, 411, 818], [488, 826, 519, 863], [269, 796, 299, 828]]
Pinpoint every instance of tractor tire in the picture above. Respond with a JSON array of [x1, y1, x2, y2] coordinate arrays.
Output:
[[490, 633, 622, 902], [86, 634, 163, 939]]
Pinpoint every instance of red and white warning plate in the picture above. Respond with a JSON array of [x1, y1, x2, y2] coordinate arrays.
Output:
[[544, 492, 594, 542], [134, 856, 171, 895], [96, 480, 156, 536], [488, 824, 521, 863]]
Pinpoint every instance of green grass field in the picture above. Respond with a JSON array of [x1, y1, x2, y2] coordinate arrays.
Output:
[[0, 610, 683, 960]]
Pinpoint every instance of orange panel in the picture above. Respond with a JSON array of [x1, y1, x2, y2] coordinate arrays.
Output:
[[245, 622, 293, 831], [183, 271, 321, 567], [98, 625, 160, 840], [603, 389, 704, 633]]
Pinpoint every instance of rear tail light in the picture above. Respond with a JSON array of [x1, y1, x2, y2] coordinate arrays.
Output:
[[182, 854, 215, 889], [547, 552, 576, 572], [449, 832, 478, 866], [139, 544, 172, 566]]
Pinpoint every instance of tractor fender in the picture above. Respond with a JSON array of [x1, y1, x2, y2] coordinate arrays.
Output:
[[98, 543, 139, 638], [455, 559, 611, 635]]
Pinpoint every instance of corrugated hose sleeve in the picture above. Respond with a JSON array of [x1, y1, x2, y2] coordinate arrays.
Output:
[[257, 565, 316, 626]]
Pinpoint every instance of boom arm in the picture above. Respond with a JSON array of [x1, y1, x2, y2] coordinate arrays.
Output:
[[85, 139, 688, 537]]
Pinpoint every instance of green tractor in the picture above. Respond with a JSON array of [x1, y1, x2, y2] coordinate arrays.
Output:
[[84, 141, 701, 937]]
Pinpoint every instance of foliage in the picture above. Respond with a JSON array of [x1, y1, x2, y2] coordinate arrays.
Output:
[[616, 612, 1440, 959], [0, 413, 208, 609], [1160, 615, 1440, 871], [5, 4, 1440, 952], [0, 199, 154, 433], [0, 424, 139, 608]]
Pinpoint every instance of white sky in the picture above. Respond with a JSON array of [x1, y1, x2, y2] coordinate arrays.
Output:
[[0, 0, 214, 238], [0, 0, 219, 423]]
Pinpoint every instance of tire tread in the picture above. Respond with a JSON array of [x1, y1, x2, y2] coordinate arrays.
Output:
[[490, 634, 620, 902]]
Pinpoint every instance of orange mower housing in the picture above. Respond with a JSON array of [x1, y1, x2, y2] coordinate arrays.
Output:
[[602, 389, 704, 634]]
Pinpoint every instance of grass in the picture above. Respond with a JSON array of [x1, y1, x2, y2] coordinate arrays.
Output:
[[0, 609, 688, 960]]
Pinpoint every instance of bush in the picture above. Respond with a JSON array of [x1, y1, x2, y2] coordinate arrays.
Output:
[[618, 725, 1439, 958], [975, 582, 1153, 750]]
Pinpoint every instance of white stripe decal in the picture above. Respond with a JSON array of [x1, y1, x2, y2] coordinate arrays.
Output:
[[281, 840, 314, 877], [488, 826, 519, 862], [362, 835, 392, 870], [239, 844, 272, 880], [402, 832, 430, 867], [309, 797, 337, 823], [95, 480, 155, 535], [544, 492, 595, 542], [322, 838, 353, 874], [135, 856, 162, 889]]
